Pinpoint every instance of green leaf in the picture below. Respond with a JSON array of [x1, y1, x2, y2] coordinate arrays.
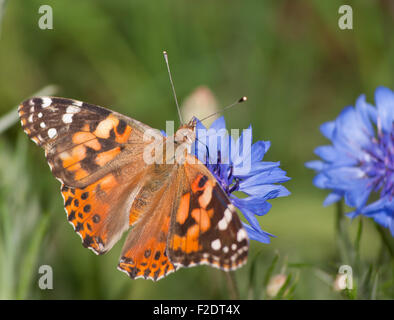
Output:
[[247, 249, 264, 300], [371, 270, 379, 300], [16, 213, 50, 299], [354, 218, 363, 254], [274, 273, 292, 300], [263, 252, 279, 287]]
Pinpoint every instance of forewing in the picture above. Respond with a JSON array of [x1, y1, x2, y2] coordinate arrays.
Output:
[[18, 96, 161, 253], [18, 96, 160, 188]]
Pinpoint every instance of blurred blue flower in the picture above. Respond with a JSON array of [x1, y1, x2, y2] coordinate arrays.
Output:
[[192, 116, 291, 243], [306, 86, 394, 236]]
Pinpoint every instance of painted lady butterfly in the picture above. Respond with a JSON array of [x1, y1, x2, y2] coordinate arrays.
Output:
[[18, 96, 248, 281]]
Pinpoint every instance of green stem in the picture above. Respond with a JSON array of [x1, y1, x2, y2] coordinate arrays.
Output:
[[0, 0, 10, 41], [375, 224, 394, 258], [224, 271, 239, 300], [335, 200, 344, 232]]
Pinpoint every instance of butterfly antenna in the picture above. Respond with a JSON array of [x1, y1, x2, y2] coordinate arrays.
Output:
[[163, 51, 184, 125], [199, 96, 247, 123]]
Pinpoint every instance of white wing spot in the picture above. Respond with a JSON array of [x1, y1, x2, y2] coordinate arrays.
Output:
[[38, 112, 43, 118], [230, 254, 238, 262], [237, 229, 247, 242], [42, 97, 52, 108], [223, 246, 229, 253], [30, 106, 34, 112], [218, 217, 228, 230], [28, 114, 33, 123], [224, 208, 233, 222], [72, 100, 83, 107], [218, 206, 234, 231], [211, 239, 221, 251], [66, 105, 81, 113], [48, 128, 57, 138], [62, 113, 73, 124], [231, 244, 237, 251], [40, 122, 46, 128]]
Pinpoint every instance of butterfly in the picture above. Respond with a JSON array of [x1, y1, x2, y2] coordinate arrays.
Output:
[[18, 96, 249, 281]]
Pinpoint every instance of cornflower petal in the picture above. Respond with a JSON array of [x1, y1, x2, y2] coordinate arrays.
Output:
[[306, 86, 394, 236]]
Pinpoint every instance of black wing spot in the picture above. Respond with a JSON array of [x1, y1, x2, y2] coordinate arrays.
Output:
[[65, 197, 73, 207], [144, 268, 151, 278], [154, 251, 161, 260], [164, 264, 169, 275], [82, 234, 93, 248], [198, 175, 208, 188], [68, 210, 76, 221], [81, 192, 89, 200], [116, 119, 127, 135], [128, 267, 140, 279], [144, 250, 151, 258], [75, 222, 84, 232]]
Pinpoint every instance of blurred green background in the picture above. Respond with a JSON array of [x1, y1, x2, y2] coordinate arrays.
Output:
[[0, 0, 393, 299]]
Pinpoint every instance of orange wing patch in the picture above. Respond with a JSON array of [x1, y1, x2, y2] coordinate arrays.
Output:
[[94, 114, 132, 143], [51, 116, 132, 184], [176, 193, 190, 224], [118, 213, 176, 281], [61, 173, 121, 254], [170, 192, 213, 254], [66, 162, 90, 181], [95, 148, 121, 167], [191, 207, 213, 232], [118, 238, 176, 281]]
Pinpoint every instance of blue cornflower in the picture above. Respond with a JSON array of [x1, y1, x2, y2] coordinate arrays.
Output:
[[192, 116, 291, 243], [306, 86, 394, 236]]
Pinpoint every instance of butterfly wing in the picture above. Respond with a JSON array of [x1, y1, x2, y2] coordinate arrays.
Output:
[[118, 164, 181, 281], [18, 96, 162, 254], [18, 96, 161, 188], [167, 155, 249, 271], [60, 170, 148, 254]]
